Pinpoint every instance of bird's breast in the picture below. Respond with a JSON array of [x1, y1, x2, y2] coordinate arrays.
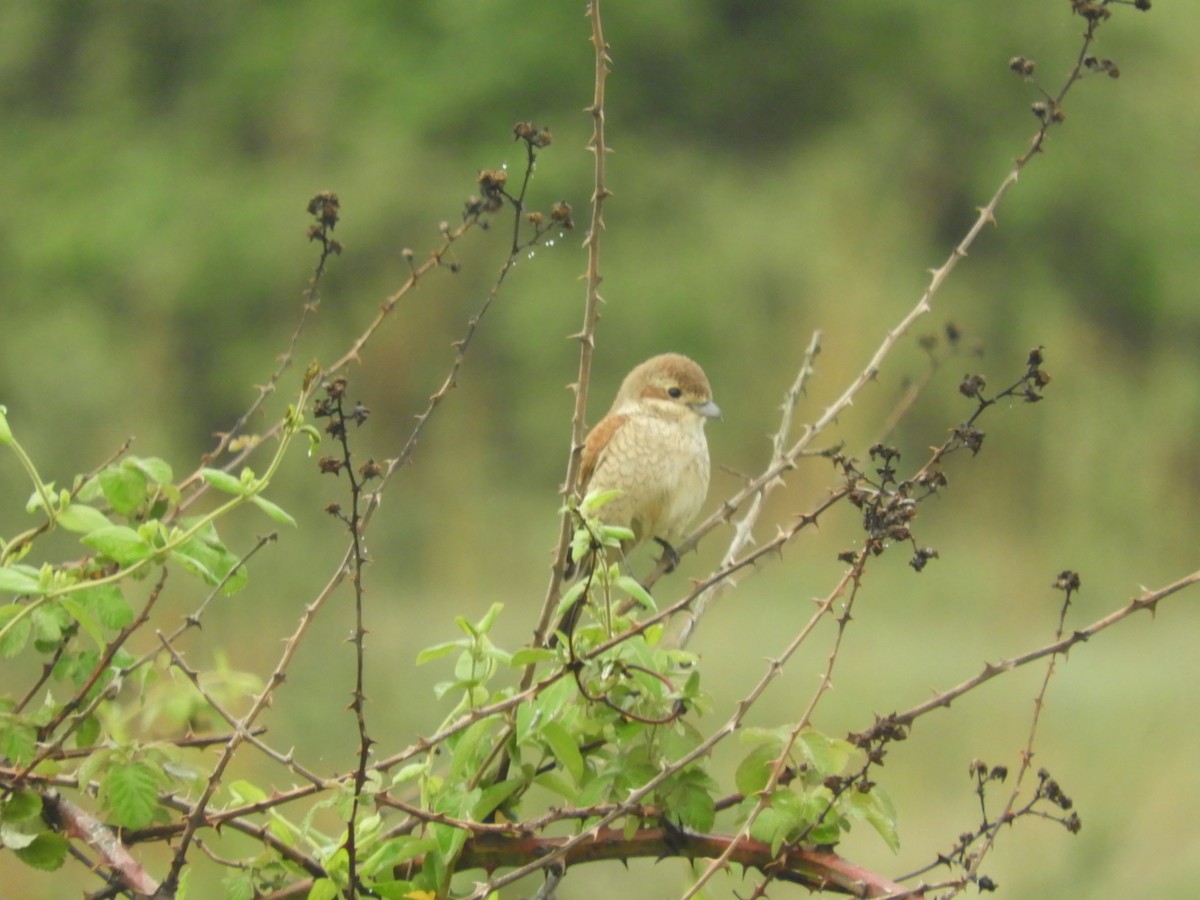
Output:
[[587, 412, 711, 544]]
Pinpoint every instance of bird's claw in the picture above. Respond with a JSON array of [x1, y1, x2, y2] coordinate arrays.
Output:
[[653, 537, 681, 573]]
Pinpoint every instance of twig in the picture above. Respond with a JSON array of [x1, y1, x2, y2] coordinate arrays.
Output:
[[43, 793, 159, 896], [531, 0, 614, 653], [680, 548, 868, 898], [852, 568, 1200, 744], [962, 575, 1079, 881], [153, 540, 354, 896], [175, 204, 485, 516], [646, 10, 1120, 596], [203, 194, 341, 472], [673, 330, 822, 649]]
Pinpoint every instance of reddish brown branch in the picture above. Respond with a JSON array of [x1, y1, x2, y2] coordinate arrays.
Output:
[[43, 792, 160, 897], [260, 827, 921, 900], [461, 827, 920, 896]]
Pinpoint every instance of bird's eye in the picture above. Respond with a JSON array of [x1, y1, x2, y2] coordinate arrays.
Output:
[[667, 386, 683, 399]]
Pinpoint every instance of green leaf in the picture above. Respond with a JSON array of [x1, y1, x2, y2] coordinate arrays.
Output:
[[530, 677, 581, 721], [0, 824, 37, 849], [0, 608, 33, 657], [99, 464, 149, 516], [453, 645, 493, 684], [227, 780, 268, 804], [31, 602, 68, 645], [55, 503, 112, 534], [74, 715, 101, 750], [0, 717, 38, 765], [103, 761, 161, 829], [580, 488, 623, 516], [169, 521, 248, 594], [481, 642, 513, 668], [623, 815, 640, 841], [534, 766, 578, 802], [2, 791, 42, 822], [75, 474, 103, 503], [431, 819, 468, 861], [130, 456, 174, 486], [81, 584, 134, 630], [0, 566, 43, 596], [475, 602, 503, 633], [391, 762, 428, 786], [222, 868, 256, 900], [541, 721, 584, 785], [448, 719, 495, 784], [751, 790, 811, 855], [661, 772, 716, 833], [167, 547, 215, 584], [615, 575, 657, 612], [415, 640, 463, 665], [60, 597, 104, 646], [473, 778, 523, 821], [797, 730, 855, 777], [553, 578, 588, 619], [510, 647, 556, 667], [576, 772, 609, 809], [600, 524, 636, 547], [740, 726, 790, 746], [80, 526, 153, 565], [735, 742, 780, 796], [299, 424, 322, 453], [250, 495, 296, 527], [808, 821, 842, 846], [24, 484, 57, 514], [361, 835, 436, 877], [76, 747, 113, 795], [847, 784, 900, 853], [354, 812, 384, 845], [200, 468, 248, 495], [13, 831, 69, 871]]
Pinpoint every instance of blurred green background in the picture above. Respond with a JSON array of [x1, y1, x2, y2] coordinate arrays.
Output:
[[2, 1, 1198, 897]]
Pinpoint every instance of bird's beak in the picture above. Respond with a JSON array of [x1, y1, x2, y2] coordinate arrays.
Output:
[[693, 400, 722, 419]]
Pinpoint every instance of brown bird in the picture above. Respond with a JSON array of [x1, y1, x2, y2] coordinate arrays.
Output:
[[579, 352, 720, 555], [555, 353, 720, 642]]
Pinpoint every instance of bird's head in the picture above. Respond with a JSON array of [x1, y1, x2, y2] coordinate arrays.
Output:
[[614, 353, 721, 421]]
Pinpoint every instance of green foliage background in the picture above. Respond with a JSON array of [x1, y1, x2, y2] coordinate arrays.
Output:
[[2, 1, 1198, 897]]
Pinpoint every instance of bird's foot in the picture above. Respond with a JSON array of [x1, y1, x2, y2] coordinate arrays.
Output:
[[653, 537, 681, 573]]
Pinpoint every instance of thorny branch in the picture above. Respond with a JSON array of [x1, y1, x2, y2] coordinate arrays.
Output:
[[532, 0, 616, 654], [6, 4, 1184, 900]]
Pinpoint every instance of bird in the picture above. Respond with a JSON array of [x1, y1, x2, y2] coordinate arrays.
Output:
[[555, 353, 720, 642]]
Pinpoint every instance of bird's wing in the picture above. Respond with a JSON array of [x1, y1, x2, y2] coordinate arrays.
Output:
[[579, 412, 627, 491]]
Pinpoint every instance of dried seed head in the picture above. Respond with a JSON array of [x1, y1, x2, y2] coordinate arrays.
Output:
[[1008, 56, 1036, 78]]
